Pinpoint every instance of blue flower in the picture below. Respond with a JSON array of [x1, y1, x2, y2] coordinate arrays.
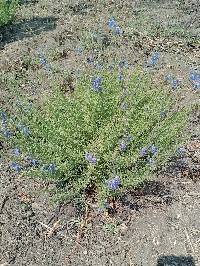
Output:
[[124, 62, 129, 69], [127, 135, 132, 143], [29, 101, 33, 108], [165, 74, 179, 89], [1, 111, 6, 123], [107, 18, 116, 29], [24, 101, 33, 113], [119, 135, 132, 151], [119, 141, 127, 151], [106, 176, 120, 190], [24, 156, 31, 162], [147, 52, 160, 66], [108, 64, 114, 72], [39, 56, 47, 66], [3, 130, 12, 138], [16, 124, 31, 136], [16, 100, 23, 109], [147, 59, 157, 66], [149, 58, 158, 66], [165, 74, 173, 81], [24, 156, 38, 167], [13, 148, 20, 156], [147, 158, 155, 168], [176, 146, 186, 156], [194, 81, 200, 90], [171, 79, 179, 90], [95, 63, 103, 70], [21, 126, 31, 136], [16, 100, 33, 113], [152, 52, 160, 60], [114, 26, 122, 35], [119, 60, 129, 69], [119, 60, 125, 69], [85, 152, 97, 164], [120, 102, 128, 110], [31, 159, 38, 167], [151, 145, 157, 156], [41, 163, 56, 174], [75, 47, 83, 55], [140, 147, 148, 157], [107, 18, 122, 35], [48, 163, 56, 174], [10, 162, 21, 172], [160, 110, 167, 119], [189, 71, 200, 82], [86, 56, 93, 64], [92, 77, 102, 92], [118, 73, 123, 81], [16, 123, 23, 130]]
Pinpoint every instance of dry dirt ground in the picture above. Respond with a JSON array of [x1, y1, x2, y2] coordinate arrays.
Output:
[[0, 0, 200, 265]]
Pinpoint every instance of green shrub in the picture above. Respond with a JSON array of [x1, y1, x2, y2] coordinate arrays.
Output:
[[7, 68, 189, 202], [0, 0, 18, 27]]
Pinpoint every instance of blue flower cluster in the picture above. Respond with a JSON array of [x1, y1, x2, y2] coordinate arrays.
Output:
[[85, 152, 97, 164], [176, 146, 186, 156], [1, 111, 6, 125], [92, 77, 102, 92], [13, 148, 20, 156], [39, 55, 52, 71], [39, 55, 47, 66], [189, 70, 200, 90], [118, 59, 129, 70], [95, 62, 103, 70], [147, 52, 160, 67], [106, 176, 120, 190], [140, 145, 157, 157], [24, 156, 38, 167], [16, 100, 33, 113], [86, 56, 94, 64], [108, 64, 114, 72], [140, 147, 148, 157], [10, 162, 21, 173], [10, 149, 40, 172], [165, 74, 179, 90], [1, 110, 56, 175], [119, 135, 132, 151], [107, 18, 122, 35], [0, 111, 12, 138], [75, 47, 83, 55], [41, 163, 56, 174], [16, 123, 31, 136], [118, 73, 123, 82], [10, 158, 55, 173], [160, 110, 167, 119]]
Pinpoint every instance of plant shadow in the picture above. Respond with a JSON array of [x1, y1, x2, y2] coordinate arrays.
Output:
[[19, 0, 39, 5], [119, 149, 200, 213], [156, 255, 196, 266], [120, 180, 173, 212], [69, 2, 94, 15], [0, 16, 58, 48]]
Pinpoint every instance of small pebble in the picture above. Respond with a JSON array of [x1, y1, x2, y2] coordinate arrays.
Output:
[[83, 250, 88, 255]]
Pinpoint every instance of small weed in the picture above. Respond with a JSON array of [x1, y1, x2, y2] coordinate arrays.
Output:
[[0, 0, 18, 27], [103, 222, 117, 235]]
